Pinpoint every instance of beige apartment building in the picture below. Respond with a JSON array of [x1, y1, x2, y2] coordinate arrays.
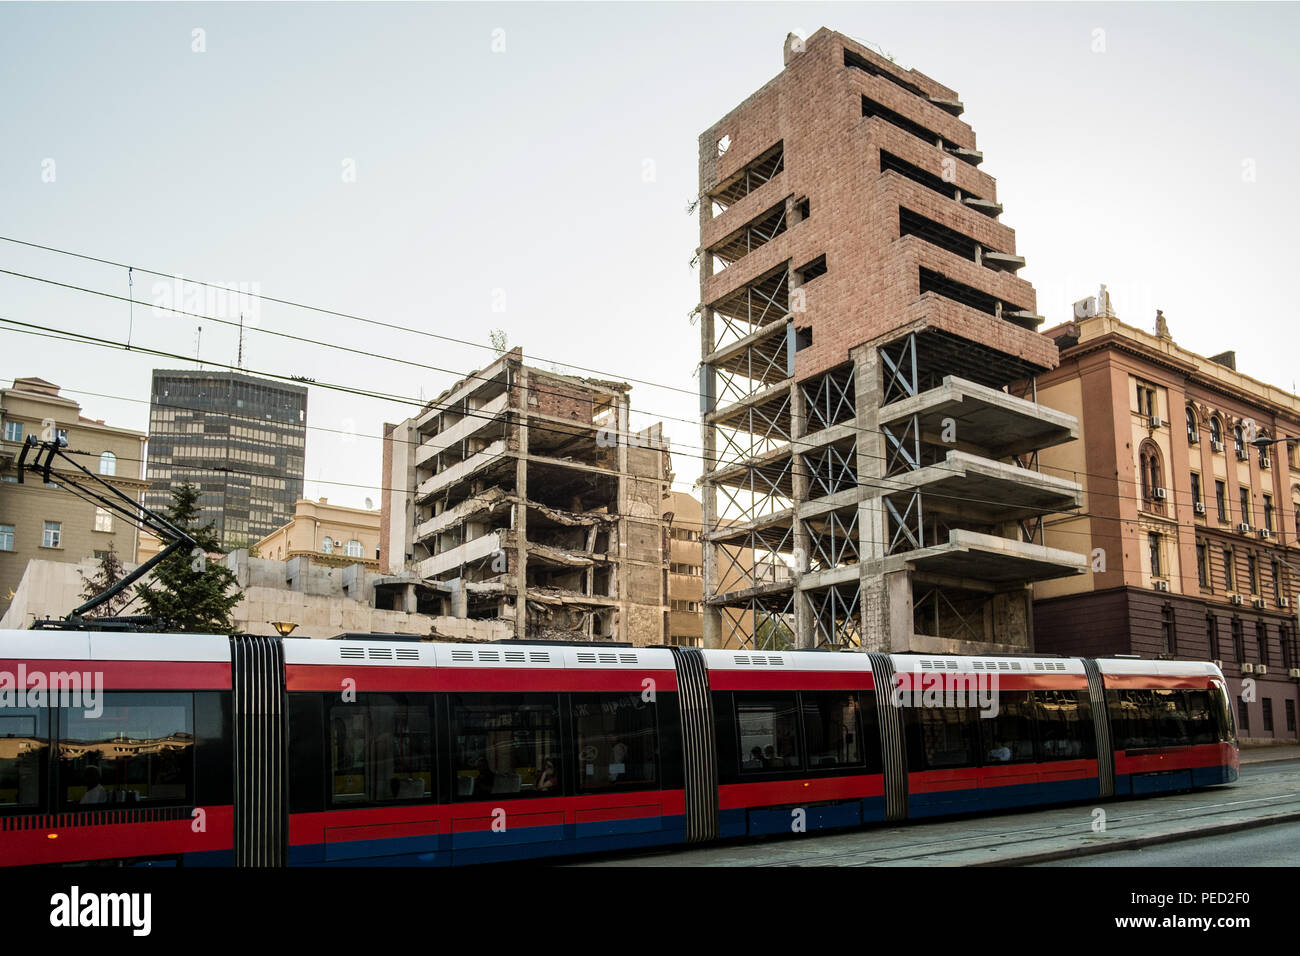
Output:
[[0, 377, 148, 619], [1033, 295, 1300, 743], [256, 497, 381, 570]]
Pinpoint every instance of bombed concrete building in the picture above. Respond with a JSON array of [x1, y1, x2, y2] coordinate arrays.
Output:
[[381, 348, 671, 644], [696, 29, 1087, 653]]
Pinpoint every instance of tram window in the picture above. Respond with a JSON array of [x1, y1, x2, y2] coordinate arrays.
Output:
[[328, 694, 433, 806], [910, 707, 979, 769], [0, 706, 47, 812], [1108, 690, 1164, 750], [977, 691, 1035, 763], [1152, 689, 1190, 746], [450, 694, 560, 800], [1211, 682, 1236, 743], [1032, 690, 1095, 760], [801, 692, 862, 769], [572, 693, 657, 792], [58, 693, 194, 808], [736, 694, 803, 772], [1183, 690, 1217, 746]]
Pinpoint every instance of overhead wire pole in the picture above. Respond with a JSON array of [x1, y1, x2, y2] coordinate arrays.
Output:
[[16, 435, 198, 626]]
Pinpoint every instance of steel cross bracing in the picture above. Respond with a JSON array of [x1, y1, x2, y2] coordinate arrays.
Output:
[[880, 333, 919, 406], [804, 442, 858, 499], [711, 145, 785, 214], [713, 395, 792, 469], [913, 585, 982, 642], [710, 266, 791, 352], [800, 366, 855, 433], [712, 524, 797, 592], [718, 592, 797, 650], [711, 203, 787, 273], [807, 508, 860, 571], [883, 413, 922, 475], [713, 337, 790, 408], [806, 582, 863, 647], [713, 459, 793, 524], [885, 490, 924, 554]]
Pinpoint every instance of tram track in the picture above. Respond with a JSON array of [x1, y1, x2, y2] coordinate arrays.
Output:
[[578, 764, 1300, 866]]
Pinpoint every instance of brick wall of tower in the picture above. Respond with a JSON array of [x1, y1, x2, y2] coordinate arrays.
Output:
[[697, 28, 1058, 387]]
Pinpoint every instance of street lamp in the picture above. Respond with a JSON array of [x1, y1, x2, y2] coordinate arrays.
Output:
[[271, 621, 298, 637]]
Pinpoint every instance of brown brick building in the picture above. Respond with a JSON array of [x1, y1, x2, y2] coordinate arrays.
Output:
[[697, 29, 1085, 652], [0, 377, 148, 618], [1034, 299, 1300, 743]]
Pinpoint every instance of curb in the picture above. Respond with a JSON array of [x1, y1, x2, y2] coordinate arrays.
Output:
[[972, 810, 1300, 866]]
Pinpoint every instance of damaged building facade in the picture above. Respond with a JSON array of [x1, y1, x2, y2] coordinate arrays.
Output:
[[696, 29, 1087, 653], [381, 348, 671, 644]]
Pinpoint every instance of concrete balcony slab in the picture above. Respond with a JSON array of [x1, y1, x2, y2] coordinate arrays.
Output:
[[905, 529, 1086, 584], [880, 375, 1078, 458], [882, 451, 1081, 521]]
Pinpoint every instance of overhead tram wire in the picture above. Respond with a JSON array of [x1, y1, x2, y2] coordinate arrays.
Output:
[[0, 234, 699, 400], [0, 262, 1229, 501], [0, 318, 1261, 539], [0, 326, 1255, 563]]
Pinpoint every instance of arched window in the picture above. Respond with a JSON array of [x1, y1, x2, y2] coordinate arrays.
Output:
[[1185, 406, 1199, 445], [98, 451, 116, 476], [1139, 441, 1164, 508], [321, 536, 334, 554], [1209, 416, 1223, 448], [345, 539, 363, 558]]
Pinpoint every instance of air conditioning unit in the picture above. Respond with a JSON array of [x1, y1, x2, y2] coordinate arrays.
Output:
[[1212, 440, 1225, 453], [1194, 501, 1207, 515], [1279, 597, 1292, 609], [1189, 432, 1201, 445], [1149, 415, 1164, 429], [1261, 456, 1271, 470], [1155, 580, 1170, 592], [1236, 447, 1250, 461], [1241, 662, 1255, 674], [1259, 528, 1272, 540], [1289, 668, 1300, 679], [1252, 598, 1267, 609], [1256, 665, 1268, 676], [1212, 659, 1224, 669], [1153, 487, 1168, 500], [1231, 594, 1245, 605], [1238, 522, 1252, 534]]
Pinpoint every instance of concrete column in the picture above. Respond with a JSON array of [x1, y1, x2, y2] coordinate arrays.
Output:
[[700, 307, 722, 649], [791, 379, 813, 649], [514, 364, 529, 640], [403, 583, 418, 614], [616, 396, 630, 643]]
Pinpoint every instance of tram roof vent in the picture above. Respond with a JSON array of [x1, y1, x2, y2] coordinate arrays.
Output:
[[576, 651, 639, 665], [1033, 660, 1067, 671], [734, 654, 785, 666], [339, 646, 365, 659], [367, 647, 393, 660]]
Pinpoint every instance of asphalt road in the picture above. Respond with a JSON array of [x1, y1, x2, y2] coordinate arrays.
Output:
[[1035, 819, 1300, 866]]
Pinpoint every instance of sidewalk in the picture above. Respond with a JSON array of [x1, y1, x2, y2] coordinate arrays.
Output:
[[1239, 743, 1300, 765]]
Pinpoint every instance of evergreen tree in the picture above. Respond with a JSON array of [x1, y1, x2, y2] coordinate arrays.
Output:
[[78, 542, 132, 618], [134, 482, 243, 633]]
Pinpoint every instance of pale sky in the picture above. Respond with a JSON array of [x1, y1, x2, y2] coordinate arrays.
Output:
[[2, 2, 1297, 514]]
